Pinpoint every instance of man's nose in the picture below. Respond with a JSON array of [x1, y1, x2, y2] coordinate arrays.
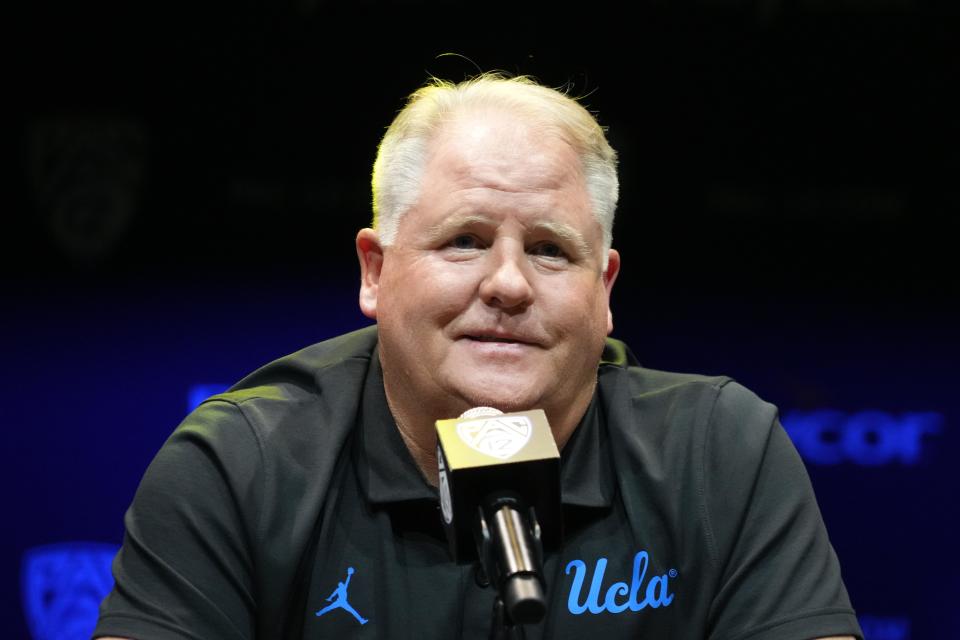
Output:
[[478, 243, 534, 311]]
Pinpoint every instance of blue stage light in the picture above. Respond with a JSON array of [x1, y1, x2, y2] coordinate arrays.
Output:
[[858, 614, 911, 640], [187, 383, 231, 412]]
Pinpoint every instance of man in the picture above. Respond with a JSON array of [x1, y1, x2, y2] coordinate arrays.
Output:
[[95, 73, 862, 639]]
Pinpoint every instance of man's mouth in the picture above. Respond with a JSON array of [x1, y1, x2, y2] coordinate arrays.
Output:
[[461, 331, 540, 347]]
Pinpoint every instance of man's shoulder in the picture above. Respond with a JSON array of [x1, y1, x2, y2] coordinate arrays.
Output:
[[182, 325, 378, 447], [599, 336, 777, 438], [218, 325, 378, 405], [601, 336, 734, 398]]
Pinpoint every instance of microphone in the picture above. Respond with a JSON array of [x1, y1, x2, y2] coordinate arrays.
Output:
[[435, 407, 561, 625]]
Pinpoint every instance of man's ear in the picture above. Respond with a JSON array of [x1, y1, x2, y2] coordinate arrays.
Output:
[[603, 248, 621, 335], [356, 228, 384, 320]]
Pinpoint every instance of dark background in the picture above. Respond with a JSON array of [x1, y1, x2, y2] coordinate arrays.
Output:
[[6, 1, 958, 638]]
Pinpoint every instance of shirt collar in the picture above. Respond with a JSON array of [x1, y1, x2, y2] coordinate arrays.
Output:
[[559, 388, 616, 508], [355, 351, 438, 504], [355, 350, 616, 509]]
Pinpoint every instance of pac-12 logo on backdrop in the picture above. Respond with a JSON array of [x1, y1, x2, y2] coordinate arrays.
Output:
[[21, 542, 119, 640]]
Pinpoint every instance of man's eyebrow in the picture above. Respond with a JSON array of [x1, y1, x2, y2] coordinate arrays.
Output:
[[532, 220, 593, 257], [422, 214, 495, 244]]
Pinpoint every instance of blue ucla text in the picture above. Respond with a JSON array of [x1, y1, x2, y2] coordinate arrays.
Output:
[[565, 551, 675, 615]]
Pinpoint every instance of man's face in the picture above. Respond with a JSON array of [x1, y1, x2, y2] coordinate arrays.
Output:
[[358, 109, 620, 433]]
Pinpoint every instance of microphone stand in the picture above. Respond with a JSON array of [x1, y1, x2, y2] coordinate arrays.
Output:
[[475, 494, 547, 640]]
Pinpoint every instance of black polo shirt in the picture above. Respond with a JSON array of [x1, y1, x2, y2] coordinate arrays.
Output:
[[95, 326, 862, 639], [306, 345, 620, 639]]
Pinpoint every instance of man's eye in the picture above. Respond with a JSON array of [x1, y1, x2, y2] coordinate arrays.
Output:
[[531, 243, 566, 259], [450, 235, 480, 250]]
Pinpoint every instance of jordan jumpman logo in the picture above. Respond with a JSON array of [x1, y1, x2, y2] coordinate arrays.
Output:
[[315, 566, 368, 625]]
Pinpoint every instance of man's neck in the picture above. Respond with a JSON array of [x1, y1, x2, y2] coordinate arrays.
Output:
[[383, 389, 442, 487]]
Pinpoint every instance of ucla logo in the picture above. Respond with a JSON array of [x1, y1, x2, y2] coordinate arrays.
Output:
[[565, 551, 676, 615]]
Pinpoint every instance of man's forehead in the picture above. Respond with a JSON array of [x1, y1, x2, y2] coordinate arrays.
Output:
[[431, 109, 574, 167]]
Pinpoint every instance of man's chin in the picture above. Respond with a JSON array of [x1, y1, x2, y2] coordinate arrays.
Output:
[[450, 381, 543, 415]]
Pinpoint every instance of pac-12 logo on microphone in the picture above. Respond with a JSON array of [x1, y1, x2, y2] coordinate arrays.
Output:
[[457, 415, 532, 459]]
